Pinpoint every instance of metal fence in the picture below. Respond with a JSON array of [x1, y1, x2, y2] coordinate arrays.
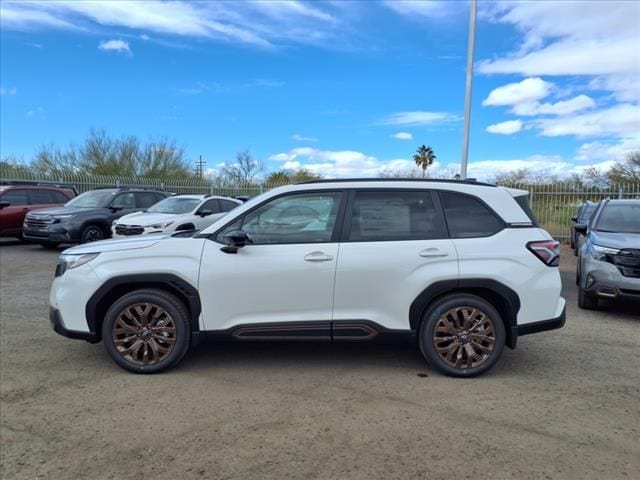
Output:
[[2, 169, 639, 242]]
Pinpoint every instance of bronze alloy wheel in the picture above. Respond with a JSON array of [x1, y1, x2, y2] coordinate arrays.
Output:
[[432, 306, 496, 369], [112, 302, 177, 366]]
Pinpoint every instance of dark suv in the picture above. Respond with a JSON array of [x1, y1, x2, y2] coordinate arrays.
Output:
[[570, 201, 596, 255], [23, 188, 169, 248], [0, 183, 76, 239]]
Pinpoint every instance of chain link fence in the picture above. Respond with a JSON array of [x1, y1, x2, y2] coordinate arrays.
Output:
[[2, 169, 639, 242]]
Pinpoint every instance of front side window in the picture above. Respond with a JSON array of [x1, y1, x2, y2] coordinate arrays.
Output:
[[199, 199, 220, 214], [596, 204, 640, 234], [66, 190, 116, 208], [1, 189, 29, 206], [219, 192, 342, 245], [348, 190, 445, 241], [440, 192, 504, 238]]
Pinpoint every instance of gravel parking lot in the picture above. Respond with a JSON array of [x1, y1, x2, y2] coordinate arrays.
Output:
[[1, 241, 638, 480]]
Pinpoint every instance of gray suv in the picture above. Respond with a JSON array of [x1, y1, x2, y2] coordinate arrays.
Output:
[[576, 199, 640, 309]]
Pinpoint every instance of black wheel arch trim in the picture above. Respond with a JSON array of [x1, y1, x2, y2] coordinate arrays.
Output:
[[85, 274, 202, 341], [409, 279, 521, 349]]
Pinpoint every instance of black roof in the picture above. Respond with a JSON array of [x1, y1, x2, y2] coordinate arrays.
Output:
[[297, 178, 496, 187]]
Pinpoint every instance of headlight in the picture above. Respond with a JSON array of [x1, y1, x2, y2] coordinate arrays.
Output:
[[56, 253, 99, 277], [590, 244, 620, 260], [149, 222, 173, 229]]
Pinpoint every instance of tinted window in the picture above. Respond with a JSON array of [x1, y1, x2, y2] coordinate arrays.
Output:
[[199, 199, 220, 213], [1, 189, 29, 206], [440, 192, 503, 238], [29, 190, 53, 204], [348, 190, 445, 241], [219, 199, 239, 212], [514, 194, 538, 225], [136, 192, 161, 209], [112, 193, 136, 209], [579, 204, 596, 222], [220, 192, 342, 245], [596, 204, 640, 234], [51, 191, 71, 203]]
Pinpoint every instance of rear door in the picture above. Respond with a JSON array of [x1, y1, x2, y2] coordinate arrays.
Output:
[[0, 189, 30, 235], [332, 189, 458, 332]]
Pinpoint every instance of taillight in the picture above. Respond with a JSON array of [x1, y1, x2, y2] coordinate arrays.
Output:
[[527, 240, 560, 266]]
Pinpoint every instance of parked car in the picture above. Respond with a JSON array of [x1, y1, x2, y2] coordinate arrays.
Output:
[[0, 183, 76, 239], [112, 195, 241, 238], [570, 201, 596, 255], [576, 199, 640, 309], [49, 179, 565, 377], [23, 188, 170, 248]]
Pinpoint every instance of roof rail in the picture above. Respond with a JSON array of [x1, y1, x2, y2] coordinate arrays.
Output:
[[0, 179, 79, 194], [297, 178, 496, 187]]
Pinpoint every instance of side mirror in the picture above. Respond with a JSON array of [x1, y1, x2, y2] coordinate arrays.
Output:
[[570, 216, 578, 222], [0, 201, 10, 209], [574, 224, 588, 235], [110, 206, 123, 212], [220, 229, 251, 254], [198, 209, 213, 217]]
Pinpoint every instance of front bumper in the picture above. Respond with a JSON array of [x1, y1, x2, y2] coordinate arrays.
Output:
[[23, 225, 75, 243], [582, 255, 640, 301], [50, 307, 99, 343]]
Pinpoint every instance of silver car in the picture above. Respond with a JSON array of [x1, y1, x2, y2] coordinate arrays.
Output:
[[576, 199, 640, 309]]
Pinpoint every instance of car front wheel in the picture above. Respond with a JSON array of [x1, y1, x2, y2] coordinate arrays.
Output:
[[419, 294, 505, 378], [81, 224, 106, 243], [102, 289, 191, 373]]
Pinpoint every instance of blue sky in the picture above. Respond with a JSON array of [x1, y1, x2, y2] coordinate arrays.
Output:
[[1, 0, 638, 180]]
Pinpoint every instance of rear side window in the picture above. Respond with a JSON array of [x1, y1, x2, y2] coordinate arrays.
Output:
[[440, 192, 504, 238], [51, 190, 71, 203], [136, 192, 160, 209], [29, 190, 54, 204], [348, 190, 446, 241], [219, 199, 239, 212]]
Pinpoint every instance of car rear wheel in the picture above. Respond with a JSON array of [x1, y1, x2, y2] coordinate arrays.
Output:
[[81, 224, 106, 243], [102, 289, 191, 373], [578, 287, 598, 310], [419, 294, 505, 378]]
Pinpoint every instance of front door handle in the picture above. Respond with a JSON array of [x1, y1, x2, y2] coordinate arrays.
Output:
[[419, 248, 449, 258], [304, 251, 334, 262]]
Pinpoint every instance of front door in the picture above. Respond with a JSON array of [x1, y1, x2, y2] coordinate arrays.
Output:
[[199, 190, 345, 334]]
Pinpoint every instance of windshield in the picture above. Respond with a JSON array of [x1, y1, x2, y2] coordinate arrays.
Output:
[[596, 204, 640, 234], [65, 190, 115, 208], [147, 197, 200, 214]]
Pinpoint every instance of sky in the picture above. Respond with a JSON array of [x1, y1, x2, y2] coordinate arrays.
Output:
[[1, 0, 639, 181]]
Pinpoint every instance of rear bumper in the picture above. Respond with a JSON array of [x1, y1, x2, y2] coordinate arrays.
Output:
[[516, 305, 566, 337], [50, 307, 99, 343]]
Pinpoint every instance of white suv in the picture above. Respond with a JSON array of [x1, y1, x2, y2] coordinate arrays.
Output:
[[49, 180, 565, 377], [112, 194, 241, 238]]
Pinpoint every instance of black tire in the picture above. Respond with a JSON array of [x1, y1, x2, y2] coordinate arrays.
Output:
[[80, 224, 106, 243], [102, 289, 191, 374], [39, 242, 61, 249], [578, 287, 598, 310], [419, 294, 505, 378]]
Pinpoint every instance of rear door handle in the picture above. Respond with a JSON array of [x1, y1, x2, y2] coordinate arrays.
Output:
[[419, 248, 449, 258], [304, 251, 334, 262]]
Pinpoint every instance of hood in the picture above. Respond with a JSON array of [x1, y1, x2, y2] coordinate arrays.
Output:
[[117, 211, 180, 227], [590, 230, 640, 250], [62, 234, 170, 254], [26, 206, 103, 217]]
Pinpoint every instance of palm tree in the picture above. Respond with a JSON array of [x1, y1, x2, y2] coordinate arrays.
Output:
[[265, 170, 291, 186], [413, 145, 436, 178]]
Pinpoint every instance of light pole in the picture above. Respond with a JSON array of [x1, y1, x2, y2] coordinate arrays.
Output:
[[460, 0, 477, 180]]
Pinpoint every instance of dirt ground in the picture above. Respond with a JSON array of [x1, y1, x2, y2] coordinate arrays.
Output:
[[0, 241, 638, 480]]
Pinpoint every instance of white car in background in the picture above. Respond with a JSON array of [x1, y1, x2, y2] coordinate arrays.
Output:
[[112, 194, 241, 238]]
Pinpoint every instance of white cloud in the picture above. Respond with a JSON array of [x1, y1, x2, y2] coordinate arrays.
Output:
[[536, 104, 640, 138], [512, 94, 596, 116], [98, 39, 131, 54], [486, 120, 523, 135], [391, 132, 413, 140], [291, 134, 318, 142], [382, 0, 453, 19], [382, 111, 460, 126], [575, 136, 640, 162], [0, 86, 17, 95], [482, 77, 552, 107], [0, 0, 348, 49]]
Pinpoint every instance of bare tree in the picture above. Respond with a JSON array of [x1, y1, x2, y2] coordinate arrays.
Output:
[[220, 149, 264, 184]]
